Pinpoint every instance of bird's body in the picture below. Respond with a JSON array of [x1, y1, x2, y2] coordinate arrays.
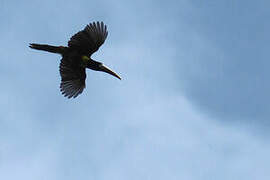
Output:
[[30, 21, 121, 98]]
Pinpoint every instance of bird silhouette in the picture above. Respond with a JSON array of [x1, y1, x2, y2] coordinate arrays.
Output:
[[30, 21, 121, 98]]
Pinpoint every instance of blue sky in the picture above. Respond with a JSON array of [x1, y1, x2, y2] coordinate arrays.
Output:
[[1, 0, 270, 179]]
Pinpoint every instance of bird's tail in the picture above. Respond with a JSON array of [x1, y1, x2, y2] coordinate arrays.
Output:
[[29, 43, 66, 54]]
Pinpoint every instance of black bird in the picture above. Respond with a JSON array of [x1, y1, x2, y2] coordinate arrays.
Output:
[[30, 21, 121, 98]]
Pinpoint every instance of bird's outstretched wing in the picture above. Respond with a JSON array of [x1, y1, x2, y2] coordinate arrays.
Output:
[[68, 21, 108, 56], [59, 57, 86, 98]]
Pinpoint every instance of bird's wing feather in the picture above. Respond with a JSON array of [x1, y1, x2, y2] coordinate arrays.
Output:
[[59, 57, 86, 98], [68, 21, 108, 56]]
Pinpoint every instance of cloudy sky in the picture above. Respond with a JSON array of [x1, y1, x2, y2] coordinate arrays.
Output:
[[1, 0, 270, 179]]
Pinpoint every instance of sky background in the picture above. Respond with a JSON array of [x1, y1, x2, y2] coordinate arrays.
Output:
[[1, 0, 270, 179]]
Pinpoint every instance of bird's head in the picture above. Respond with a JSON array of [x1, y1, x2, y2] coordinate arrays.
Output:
[[83, 56, 121, 80]]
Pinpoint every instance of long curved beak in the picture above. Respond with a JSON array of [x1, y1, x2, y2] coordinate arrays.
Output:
[[99, 64, 121, 80]]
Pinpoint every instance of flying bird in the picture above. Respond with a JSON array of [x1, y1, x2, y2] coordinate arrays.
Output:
[[30, 21, 121, 98]]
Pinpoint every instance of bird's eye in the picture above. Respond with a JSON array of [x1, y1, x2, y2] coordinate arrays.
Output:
[[81, 56, 90, 63]]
